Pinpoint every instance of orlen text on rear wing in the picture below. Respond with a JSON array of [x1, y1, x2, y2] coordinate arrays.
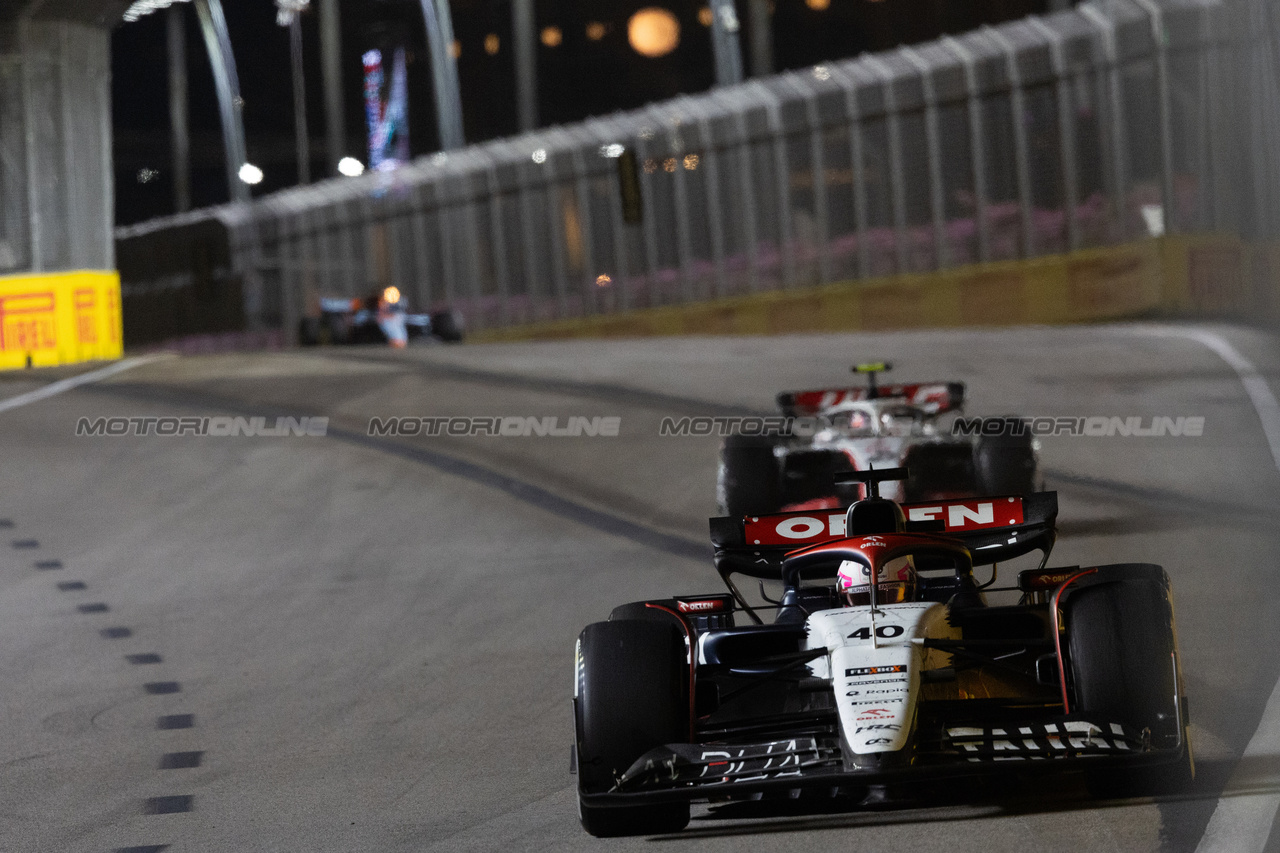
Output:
[[709, 492, 1058, 581], [776, 382, 965, 418]]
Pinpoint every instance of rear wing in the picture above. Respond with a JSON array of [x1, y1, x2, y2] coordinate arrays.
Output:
[[776, 382, 965, 418], [710, 492, 1058, 580]]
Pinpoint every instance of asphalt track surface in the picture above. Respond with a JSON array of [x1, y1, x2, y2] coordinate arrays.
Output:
[[1, 321, 1279, 853]]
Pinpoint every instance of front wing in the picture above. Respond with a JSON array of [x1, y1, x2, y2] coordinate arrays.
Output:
[[581, 716, 1186, 806]]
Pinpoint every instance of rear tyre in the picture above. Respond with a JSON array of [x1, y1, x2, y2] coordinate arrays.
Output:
[[974, 418, 1038, 495], [903, 442, 979, 500], [324, 312, 350, 345], [575, 620, 691, 837], [778, 449, 854, 508], [717, 434, 782, 516], [1067, 569, 1193, 798]]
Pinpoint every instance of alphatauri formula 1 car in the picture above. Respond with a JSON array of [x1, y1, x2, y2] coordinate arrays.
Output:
[[717, 363, 1040, 516], [573, 468, 1192, 837]]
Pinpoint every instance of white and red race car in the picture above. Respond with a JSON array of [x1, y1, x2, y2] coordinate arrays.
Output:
[[717, 363, 1040, 517]]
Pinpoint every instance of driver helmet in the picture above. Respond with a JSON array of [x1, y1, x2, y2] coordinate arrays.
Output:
[[378, 286, 406, 312], [836, 555, 917, 606], [847, 410, 872, 431]]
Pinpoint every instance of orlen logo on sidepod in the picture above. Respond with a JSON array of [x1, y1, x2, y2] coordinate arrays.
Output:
[[676, 598, 728, 613]]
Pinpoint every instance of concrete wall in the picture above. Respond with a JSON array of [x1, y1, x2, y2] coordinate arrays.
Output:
[[0, 19, 114, 275]]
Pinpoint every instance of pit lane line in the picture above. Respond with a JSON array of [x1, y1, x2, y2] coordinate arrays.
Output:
[[1138, 327, 1280, 853]]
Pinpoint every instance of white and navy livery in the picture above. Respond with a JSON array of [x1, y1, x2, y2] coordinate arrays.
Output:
[[572, 468, 1192, 837]]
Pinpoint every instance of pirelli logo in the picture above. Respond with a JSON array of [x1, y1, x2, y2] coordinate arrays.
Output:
[[0, 272, 123, 370], [0, 292, 57, 352], [74, 288, 97, 344]]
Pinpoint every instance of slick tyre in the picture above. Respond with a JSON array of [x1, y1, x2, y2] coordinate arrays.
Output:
[[717, 433, 782, 517], [323, 313, 349, 345], [974, 419, 1038, 495], [902, 442, 978, 501], [429, 309, 464, 343], [575, 620, 690, 836], [298, 318, 322, 346], [1067, 571, 1194, 798]]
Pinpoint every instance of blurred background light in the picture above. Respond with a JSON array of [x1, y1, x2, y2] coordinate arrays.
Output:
[[628, 8, 680, 58]]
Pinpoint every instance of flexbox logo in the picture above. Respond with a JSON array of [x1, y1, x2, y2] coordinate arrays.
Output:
[[76, 416, 329, 437]]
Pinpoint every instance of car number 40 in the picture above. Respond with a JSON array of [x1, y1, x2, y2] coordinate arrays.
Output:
[[848, 625, 905, 640]]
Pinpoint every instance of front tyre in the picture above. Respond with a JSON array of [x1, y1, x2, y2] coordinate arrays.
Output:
[[575, 620, 691, 836], [1066, 566, 1194, 798]]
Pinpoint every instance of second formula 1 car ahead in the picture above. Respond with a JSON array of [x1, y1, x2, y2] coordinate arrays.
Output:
[[573, 468, 1192, 837], [298, 286, 464, 348], [717, 362, 1040, 517]]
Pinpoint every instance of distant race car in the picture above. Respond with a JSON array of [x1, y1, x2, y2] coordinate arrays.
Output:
[[572, 468, 1193, 837], [298, 286, 464, 347], [717, 362, 1039, 517]]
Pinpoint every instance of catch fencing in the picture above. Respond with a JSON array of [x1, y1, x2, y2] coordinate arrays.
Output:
[[115, 0, 1280, 339]]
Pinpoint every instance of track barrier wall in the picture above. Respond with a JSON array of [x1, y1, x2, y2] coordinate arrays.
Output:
[[469, 235, 1280, 340], [0, 271, 124, 370]]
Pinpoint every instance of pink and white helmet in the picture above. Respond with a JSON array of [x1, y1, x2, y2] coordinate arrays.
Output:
[[836, 556, 917, 606]]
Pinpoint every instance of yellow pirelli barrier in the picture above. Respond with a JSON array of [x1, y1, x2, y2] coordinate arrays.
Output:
[[471, 236, 1280, 343], [0, 271, 124, 370]]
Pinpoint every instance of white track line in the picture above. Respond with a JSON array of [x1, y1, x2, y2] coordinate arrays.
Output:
[[1171, 327, 1280, 473], [0, 355, 171, 415], [1136, 326, 1280, 853], [1196, 678, 1280, 853]]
